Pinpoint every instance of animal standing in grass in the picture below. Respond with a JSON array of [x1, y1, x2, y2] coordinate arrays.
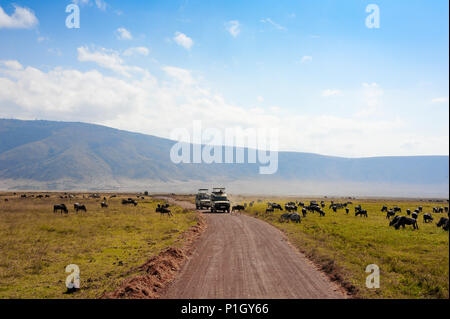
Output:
[[53, 204, 68, 214], [156, 203, 172, 217]]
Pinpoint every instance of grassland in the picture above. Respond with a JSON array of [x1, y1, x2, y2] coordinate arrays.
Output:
[[236, 197, 449, 299], [0, 193, 199, 299]]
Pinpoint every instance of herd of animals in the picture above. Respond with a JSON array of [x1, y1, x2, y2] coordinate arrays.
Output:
[[2, 192, 174, 217], [2, 193, 449, 231], [232, 199, 449, 231]]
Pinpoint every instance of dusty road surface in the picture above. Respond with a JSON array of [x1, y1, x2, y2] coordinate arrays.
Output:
[[160, 197, 346, 299]]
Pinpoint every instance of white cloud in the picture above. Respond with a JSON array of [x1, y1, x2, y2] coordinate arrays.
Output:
[[123, 47, 150, 57], [77, 46, 146, 77], [0, 57, 447, 157], [116, 27, 132, 40], [257, 96, 264, 103], [174, 32, 193, 50], [322, 89, 341, 97], [1, 60, 23, 70], [300, 56, 312, 63], [260, 18, 286, 31], [162, 66, 196, 86], [225, 20, 240, 37], [0, 5, 38, 29], [431, 97, 449, 104]]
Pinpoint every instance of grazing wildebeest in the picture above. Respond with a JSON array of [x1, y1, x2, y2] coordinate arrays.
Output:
[[301, 208, 307, 217], [74, 203, 87, 213], [289, 213, 301, 223], [438, 207, 444, 214], [298, 202, 305, 207], [386, 209, 395, 219], [101, 202, 108, 208], [36, 195, 44, 199], [437, 217, 449, 230], [355, 210, 368, 217], [445, 207, 449, 213], [418, 206, 423, 212], [393, 207, 401, 213], [45, 194, 50, 198], [265, 206, 274, 214], [271, 203, 283, 211], [285, 204, 297, 212], [381, 205, 388, 213], [389, 216, 401, 227], [423, 213, 433, 223], [122, 198, 138, 206], [411, 212, 418, 220], [21, 194, 27, 198], [280, 213, 291, 223], [393, 216, 418, 230], [4, 198, 8, 202], [406, 209, 411, 216], [54, 204, 68, 214], [433, 207, 438, 213], [156, 204, 172, 217], [318, 209, 325, 217], [345, 208, 349, 215], [232, 205, 245, 213]]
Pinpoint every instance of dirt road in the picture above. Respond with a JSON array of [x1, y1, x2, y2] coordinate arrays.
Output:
[[160, 197, 346, 299]]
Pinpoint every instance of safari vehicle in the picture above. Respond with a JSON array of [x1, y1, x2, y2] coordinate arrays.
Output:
[[195, 189, 211, 210], [210, 187, 231, 213]]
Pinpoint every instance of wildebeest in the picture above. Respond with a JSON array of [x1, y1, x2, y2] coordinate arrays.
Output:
[[386, 209, 395, 219], [406, 209, 411, 216], [101, 202, 108, 208], [411, 212, 418, 220], [355, 210, 368, 217], [393, 206, 401, 213], [392, 216, 418, 230], [265, 206, 274, 214], [280, 213, 301, 223], [285, 204, 298, 212], [53, 204, 68, 214], [345, 208, 349, 215], [74, 203, 87, 213], [423, 213, 433, 223], [4, 198, 8, 202], [156, 204, 172, 217], [301, 208, 307, 217], [389, 216, 401, 227], [318, 209, 325, 217], [232, 205, 245, 213], [122, 198, 138, 206], [270, 203, 283, 211], [437, 217, 449, 231], [381, 205, 388, 212]]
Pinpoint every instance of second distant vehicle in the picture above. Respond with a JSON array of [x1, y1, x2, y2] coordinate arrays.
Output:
[[195, 189, 211, 210]]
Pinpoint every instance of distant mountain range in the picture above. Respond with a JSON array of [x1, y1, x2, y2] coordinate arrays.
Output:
[[0, 119, 448, 197]]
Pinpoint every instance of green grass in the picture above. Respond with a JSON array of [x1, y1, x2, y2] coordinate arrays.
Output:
[[242, 198, 449, 299], [0, 193, 199, 299]]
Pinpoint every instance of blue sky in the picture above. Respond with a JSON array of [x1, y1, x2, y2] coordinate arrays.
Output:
[[0, 0, 448, 157]]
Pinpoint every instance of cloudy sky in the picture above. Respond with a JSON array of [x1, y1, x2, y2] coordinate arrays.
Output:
[[0, 0, 448, 157]]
